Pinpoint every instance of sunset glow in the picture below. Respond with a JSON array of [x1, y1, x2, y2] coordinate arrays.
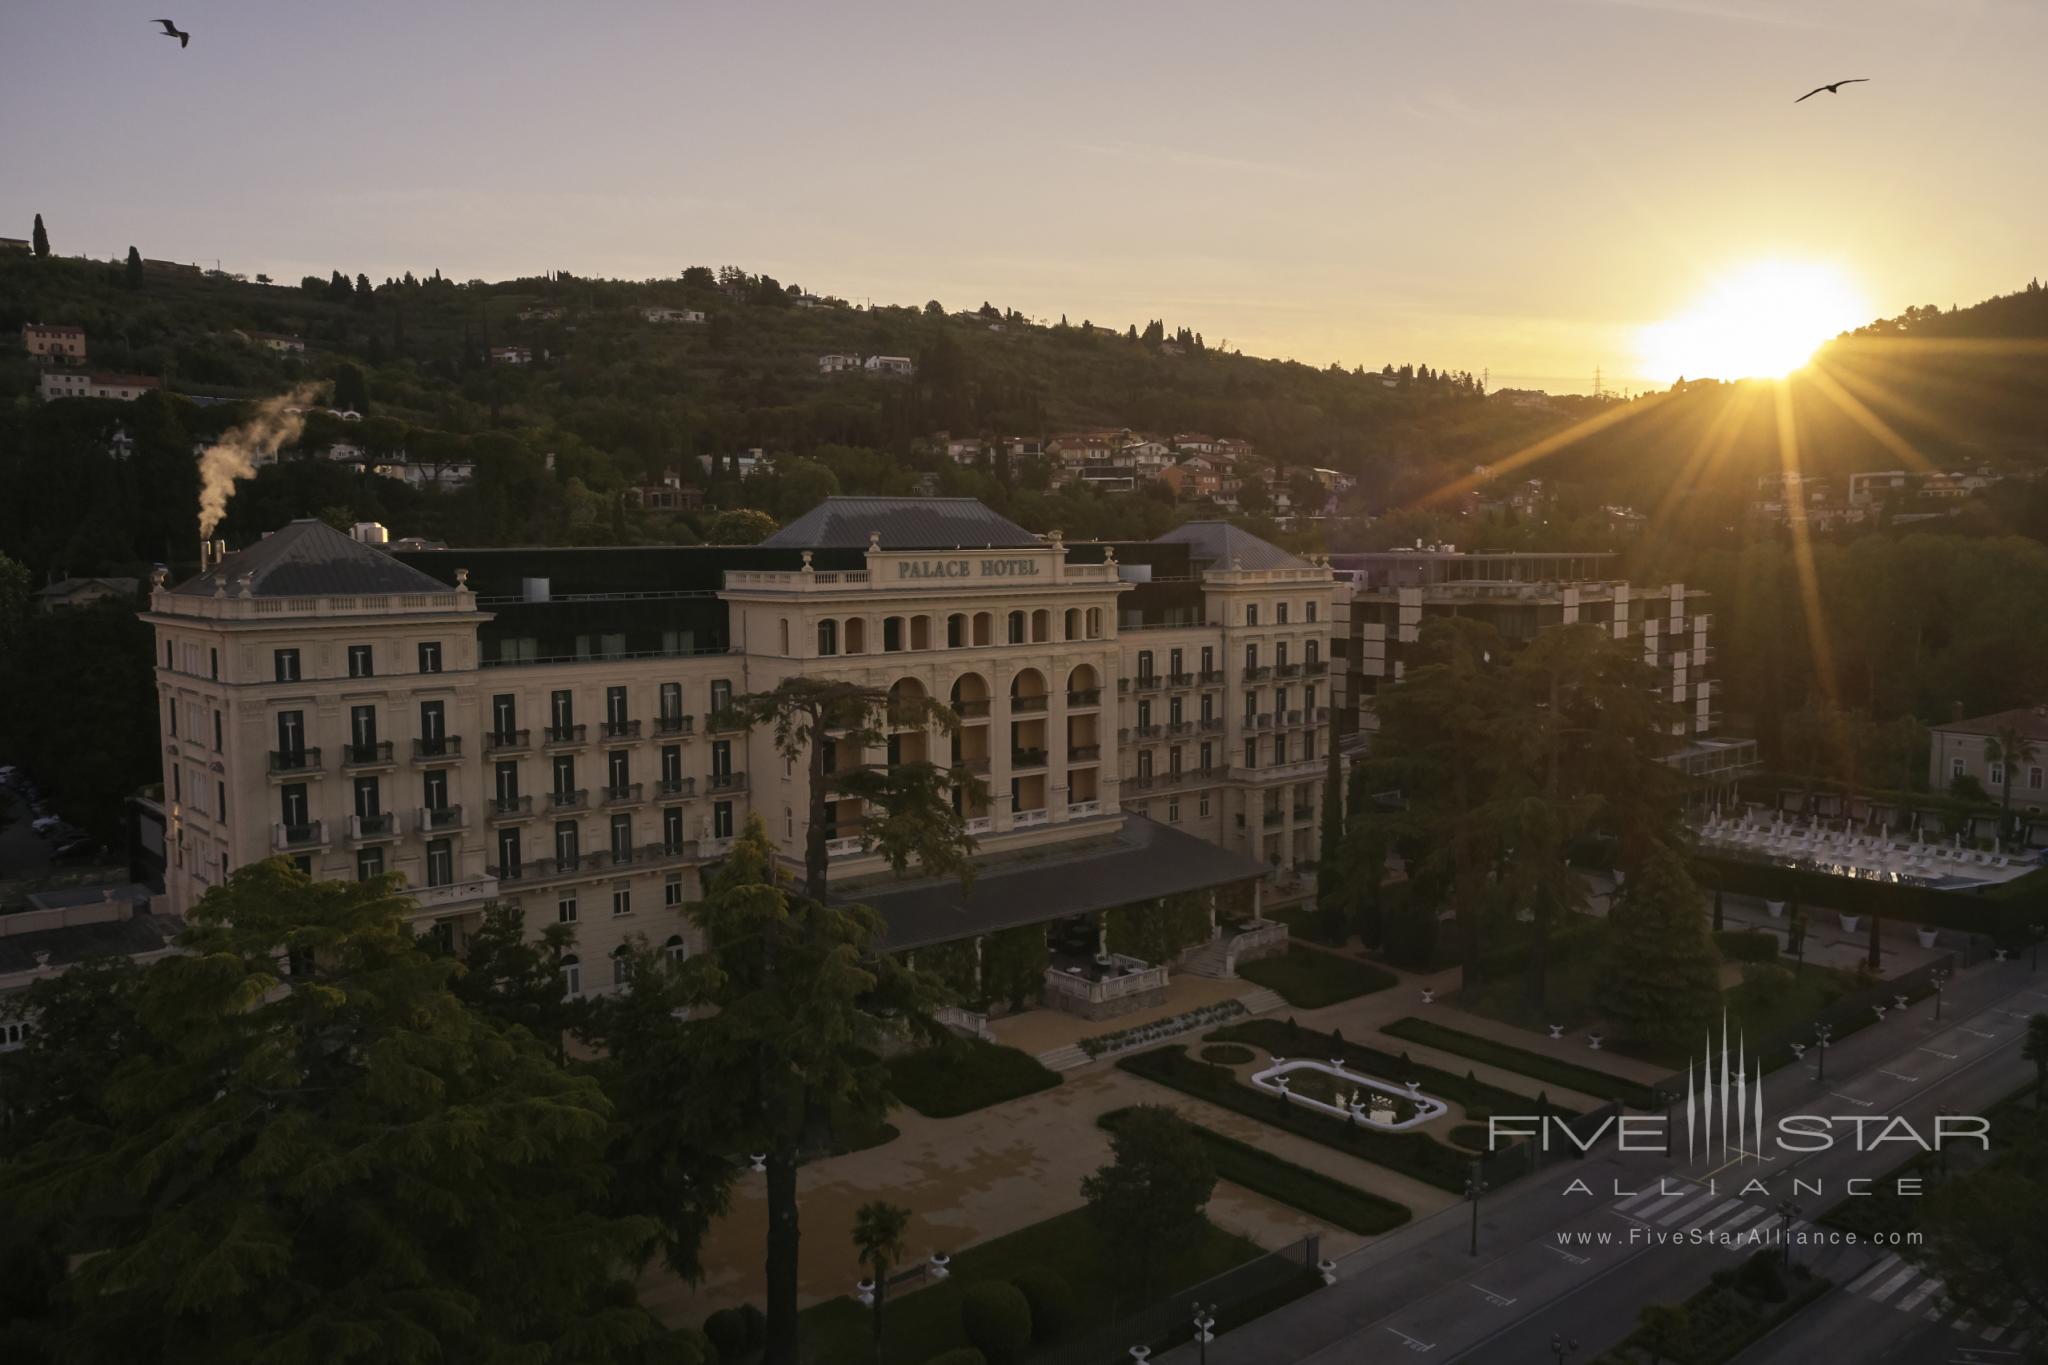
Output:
[[1636, 261, 1873, 384]]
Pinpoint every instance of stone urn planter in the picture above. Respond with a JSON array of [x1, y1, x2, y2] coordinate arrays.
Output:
[[1766, 900, 1785, 919], [1840, 913, 1862, 934], [1917, 926, 1940, 949]]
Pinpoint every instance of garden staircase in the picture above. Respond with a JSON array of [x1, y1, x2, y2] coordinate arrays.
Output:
[[1177, 937, 1235, 979], [1034, 1043, 1093, 1073], [1235, 986, 1287, 1015]]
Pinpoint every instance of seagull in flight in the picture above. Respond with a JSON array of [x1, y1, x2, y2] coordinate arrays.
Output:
[[153, 19, 190, 48], [1795, 78, 1867, 103]]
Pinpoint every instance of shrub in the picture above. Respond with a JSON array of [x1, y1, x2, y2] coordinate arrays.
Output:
[[1010, 1266, 1078, 1341], [1715, 929, 1779, 962], [665, 1326, 715, 1365], [923, 1352, 988, 1365], [1201, 1043, 1255, 1065], [702, 1307, 750, 1360], [959, 1281, 1033, 1364], [736, 1303, 765, 1350], [1735, 1248, 1788, 1303]]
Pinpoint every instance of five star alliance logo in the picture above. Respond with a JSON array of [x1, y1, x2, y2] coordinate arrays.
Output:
[[1686, 1015, 1766, 1165]]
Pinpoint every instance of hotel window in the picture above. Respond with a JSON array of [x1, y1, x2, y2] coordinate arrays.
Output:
[[424, 838, 453, 888], [1136, 700, 1152, 730], [659, 682, 683, 725], [606, 686, 629, 730], [1168, 798, 1181, 823], [1137, 650, 1154, 681], [1990, 763, 2005, 788], [1200, 693, 1215, 722], [1137, 751, 1153, 779], [210, 647, 219, 680], [610, 813, 632, 862], [1007, 611, 1026, 644], [780, 618, 790, 653], [661, 745, 683, 789], [663, 805, 684, 852], [274, 648, 300, 682], [356, 846, 384, 882], [1305, 601, 1318, 624], [1306, 639, 1320, 666], [1244, 738, 1258, 769], [607, 750, 630, 792], [419, 699, 447, 753], [277, 710, 305, 756], [947, 614, 966, 647], [2032, 767, 2044, 791], [1169, 648, 1183, 677], [710, 679, 732, 714], [1276, 641, 1289, 669], [1169, 746, 1183, 775], [1274, 734, 1288, 763], [168, 698, 177, 736], [552, 755, 576, 795], [818, 619, 839, 656], [1276, 603, 1289, 625], [612, 883, 632, 917], [492, 693, 517, 740], [550, 690, 574, 733], [1951, 757, 1964, 780], [554, 821, 580, 869], [1201, 645, 1214, 673], [1199, 793, 1211, 817], [1244, 643, 1258, 672], [495, 761, 519, 806], [422, 769, 449, 814], [1200, 741, 1214, 770], [1303, 730, 1316, 760], [165, 640, 175, 669], [213, 709, 223, 750], [560, 955, 582, 997], [665, 873, 685, 909], [173, 767, 181, 801], [1169, 696, 1184, 726], [784, 806, 794, 839], [1275, 687, 1289, 715], [711, 740, 732, 779], [1246, 604, 1258, 627], [713, 801, 734, 839], [1086, 607, 1102, 638], [218, 781, 227, 821], [418, 641, 442, 674], [612, 945, 632, 986], [557, 893, 578, 924], [496, 827, 520, 873], [347, 644, 373, 678], [665, 932, 687, 963], [1243, 692, 1257, 723]]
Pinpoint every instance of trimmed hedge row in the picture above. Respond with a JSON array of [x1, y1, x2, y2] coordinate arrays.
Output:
[[1117, 1046, 1475, 1192], [1592, 1251, 1830, 1364], [1235, 945, 1398, 1008], [887, 1036, 1062, 1118], [1099, 1106, 1412, 1235], [1207, 1018, 1582, 1120], [1695, 852, 2047, 940], [1377, 1017, 1661, 1109]]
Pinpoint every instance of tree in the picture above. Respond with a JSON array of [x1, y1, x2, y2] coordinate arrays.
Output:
[[681, 817, 942, 1365], [0, 860, 679, 1363], [1081, 1107, 1216, 1301], [1636, 1302, 1690, 1364], [124, 245, 144, 290], [706, 507, 778, 545], [1918, 1140, 2048, 1341], [446, 902, 577, 1059], [1314, 721, 1347, 942], [852, 1201, 911, 1363], [31, 213, 48, 257], [1104, 893, 1210, 967], [1985, 724, 2039, 845], [982, 924, 1050, 1012], [717, 677, 978, 903], [332, 362, 370, 414], [354, 272, 374, 307], [2026, 1013, 2048, 1109], [328, 269, 353, 302], [1596, 847, 1722, 1046]]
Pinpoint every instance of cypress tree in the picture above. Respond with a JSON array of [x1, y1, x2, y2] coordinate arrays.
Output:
[[31, 212, 49, 257], [124, 245, 144, 290], [1597, 847, 1722, 1047]]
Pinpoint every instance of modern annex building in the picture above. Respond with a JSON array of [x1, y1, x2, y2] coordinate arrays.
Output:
[[145, 499, 1338, 1010]]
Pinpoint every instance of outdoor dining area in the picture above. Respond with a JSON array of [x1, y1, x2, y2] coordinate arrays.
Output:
[[1694, 805, 2037, 889]]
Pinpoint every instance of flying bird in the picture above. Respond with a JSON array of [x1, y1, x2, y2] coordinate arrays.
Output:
[[153, 19, 190, 48], [1794, 78, 1868, 103]]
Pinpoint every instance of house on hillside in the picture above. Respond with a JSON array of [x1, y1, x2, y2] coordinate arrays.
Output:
[[1122, 439, 1174, 478], [818, 353, 861, 374], [251, 331, 306, 353], [22, 323, 86, 365], [488, 345, 533, 365], [1050, 432, 1123, 468], [624, 470, 705, 512], [518, 306, 566, 322], [1929, 707, 2048, 810], [1159, 457, 1223, 501], [641, 306, 706, 324], [39, 372, 159, 403], [864, 355, 915, 377], [36, 577, 140, 612], [142, 259, 202, 277], [697, 449, 773, 478], [0, 237, 31, 253]]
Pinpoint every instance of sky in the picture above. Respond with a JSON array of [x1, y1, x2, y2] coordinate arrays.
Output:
[[4, 0, 2044, 393]]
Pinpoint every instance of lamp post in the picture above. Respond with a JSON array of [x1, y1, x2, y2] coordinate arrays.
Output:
[[2033, 923, 2044, 971], [1551, 1332, 1580, 1363], [1466, 1159, 1487, 1256], [1191, 1302, 1217, 1365], [1813, 1023, 1833, 1083], [1931, 968, 1950, 1022], [1777, 1198, 1802, 1270]]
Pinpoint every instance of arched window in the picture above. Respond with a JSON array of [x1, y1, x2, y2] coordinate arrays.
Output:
[[882, 616, 905, 652], [973, 612, 994, 646], [845, 618, 867, 653], [1007, 611, 1026, 644], [780, 618, 791, 654], [1086, 607, 1102, 639], [818, 619, 838, 656], [1030, 609, 1051, 643], [1064, 608, 1081, 640], [560, 954, 582, 998], [947, 613, 967, 648], [611, 945, 632, 988], [664, 934, 687, 966]]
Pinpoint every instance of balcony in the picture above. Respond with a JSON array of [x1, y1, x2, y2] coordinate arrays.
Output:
[[1285, 709, 1303, 727], [1133, 724, 1163, 739], [1263, 809, 1285, 827], [1133, 675, 1164, 693], [543, 724, 588, 748], [1311, 706, 1331, 724], [1011, 748, 1049, 770], [1069, 744, 1102, 762], [964, 816, 995, 835], [1305, 659, 1329, 677], [707, 771, 748, 794], [955, 699, 992, 720], [340, 741, 395, 769], [1251, 713, 1275, 731], [486, 729, 531, 754], [1168, 720, 1195, 737], [1043, 953, 1168, 1019], [656, 776, 697, 799], [488, 795, 534, 821], [601, 719, 642, 741], [1013, 807, 1050, 828], [1199, 718, 1225, 734], [413, 735, 462, 763], [954, 756, 992, 775], [348, 812, 398, 841], [600, 844, 638, 868], [268, 747, 322, 776], [410, 876, 498, 911], [704, 711, 747, 734], [642, 839, 700, 866], [1276, 663, 1303, 679], [602, 782, 645, 807], [1168, 672, 1194, 687], [417, 804, 465, 833], [272, 820, 326, 851], [1011, 694, 1049, 714], [1243, 665, 1272, 681], [547, 788, 589, 811], [1198, 669, 1225, 684], [1066, 688, 1102, 708], [655, 714, 694, 737], [826, 834, 867, 859], [1292, 804, 1315, 821], [1067, 799, 1103, 819]]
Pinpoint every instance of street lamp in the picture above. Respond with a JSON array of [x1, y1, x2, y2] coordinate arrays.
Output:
[[1931, 968, 1950, 1022], [1552, 1333, 1580, 1363], [1813, 1023, 1833, 1082], [1466, 1159, 1487, 1256], [2033, 923, 2044, 971], [1777, 1198, 1802, 1270], [1191, 1303, 1217, 1365]]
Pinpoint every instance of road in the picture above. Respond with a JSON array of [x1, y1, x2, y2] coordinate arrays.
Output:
[[1157, 958, 2048, 1365]]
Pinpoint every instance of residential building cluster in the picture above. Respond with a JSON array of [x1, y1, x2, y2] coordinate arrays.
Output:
[[817, 353, 915, 376], [1750, 468, 1991, 528]]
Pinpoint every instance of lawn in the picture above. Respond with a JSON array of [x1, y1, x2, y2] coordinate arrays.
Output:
[[1207, 1017, 1581, 1120], [886, 1035, 1062, 1118], [798, 1206, 1269, 1364], [1118, 1045, 1476, 1192], [1608, 963, 1861, 1071], [1099, 1106, 1412, 1235], [1236, 945, 1397, 1008], [1379, 1017, 1660, 1109], [1592, 1251, 1829, 1364]]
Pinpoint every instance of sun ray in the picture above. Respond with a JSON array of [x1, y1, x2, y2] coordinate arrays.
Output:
[[1774, 381, 1838, 708], [1800, 361, 1938, 473], [1410, 390, 1677, 510], [1639, 380, 1764, 536]]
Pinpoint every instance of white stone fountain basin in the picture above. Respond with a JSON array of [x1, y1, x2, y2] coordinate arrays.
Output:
[[1249, 1059, 1449, 1131]]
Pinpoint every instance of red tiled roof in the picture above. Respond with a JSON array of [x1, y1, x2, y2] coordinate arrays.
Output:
[[1936, 707, 2048, 741]]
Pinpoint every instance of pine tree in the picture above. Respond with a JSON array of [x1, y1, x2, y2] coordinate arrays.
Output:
[[1596, 847, 1722, 1046], [31, 213, 48, 257], [124, 245, 144, 290]]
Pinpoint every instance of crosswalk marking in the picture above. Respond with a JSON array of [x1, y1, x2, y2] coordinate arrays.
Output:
[[1896, 1278, 1943, 1313], [1615, 1185, 1683, 1214], [1656, 1191, 1723, 1227], [1847, 1254, 1902, 1294], [1681, 1199, 1742, 1233], [1870, 1266, 1921, 1303], [1714, 1206, 1768, 1245]]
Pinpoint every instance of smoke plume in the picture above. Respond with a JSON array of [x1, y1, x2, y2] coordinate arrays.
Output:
[[197, 383, 322, 539]]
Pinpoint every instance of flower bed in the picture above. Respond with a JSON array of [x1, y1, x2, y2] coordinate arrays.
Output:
[[1078, 999, 1248, 1059]]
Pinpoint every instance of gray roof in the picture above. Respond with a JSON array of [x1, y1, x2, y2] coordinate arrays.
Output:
[[1153, 521, 1309, 571], [838, 816, 1268, 951], [761, 497, 1040, 550], [0, 909, 182, 980], [36, 576, 139, 598], [173, 520, 454, 598]]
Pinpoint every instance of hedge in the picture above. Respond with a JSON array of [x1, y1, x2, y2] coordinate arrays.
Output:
[[1592, 1251, 1829, 1364], [1207, 1018, 1582, 1120], [1377, 1017, 1660, 1109], [1694, 852, 2046, 941], [959, 1281, 1032, 1364], [1116, 1046, 1475, 1192], [1009, 1267, 1077, 1343], [1099, 1106, 1412, 1235], [1234, 945, 1397, 1008], [1713, 929, 1779, 962], [887, 1036, 1062, 1118]]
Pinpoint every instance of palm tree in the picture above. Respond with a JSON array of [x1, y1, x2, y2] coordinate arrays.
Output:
[[852, 1200, 912, 1363], [2025, 1014, 2048, 1110], [1985, 724, 2040, 849]]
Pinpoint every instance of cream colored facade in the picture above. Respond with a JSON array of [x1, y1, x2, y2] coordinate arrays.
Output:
[[146, 527, 1336, 997]]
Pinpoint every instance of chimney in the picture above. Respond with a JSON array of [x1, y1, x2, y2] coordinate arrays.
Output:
[[198, 538, 212, 573], [214, 538, 228, 564]]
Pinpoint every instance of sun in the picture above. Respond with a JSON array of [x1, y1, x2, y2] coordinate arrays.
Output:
[[1636, 261, 1872, 383]]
